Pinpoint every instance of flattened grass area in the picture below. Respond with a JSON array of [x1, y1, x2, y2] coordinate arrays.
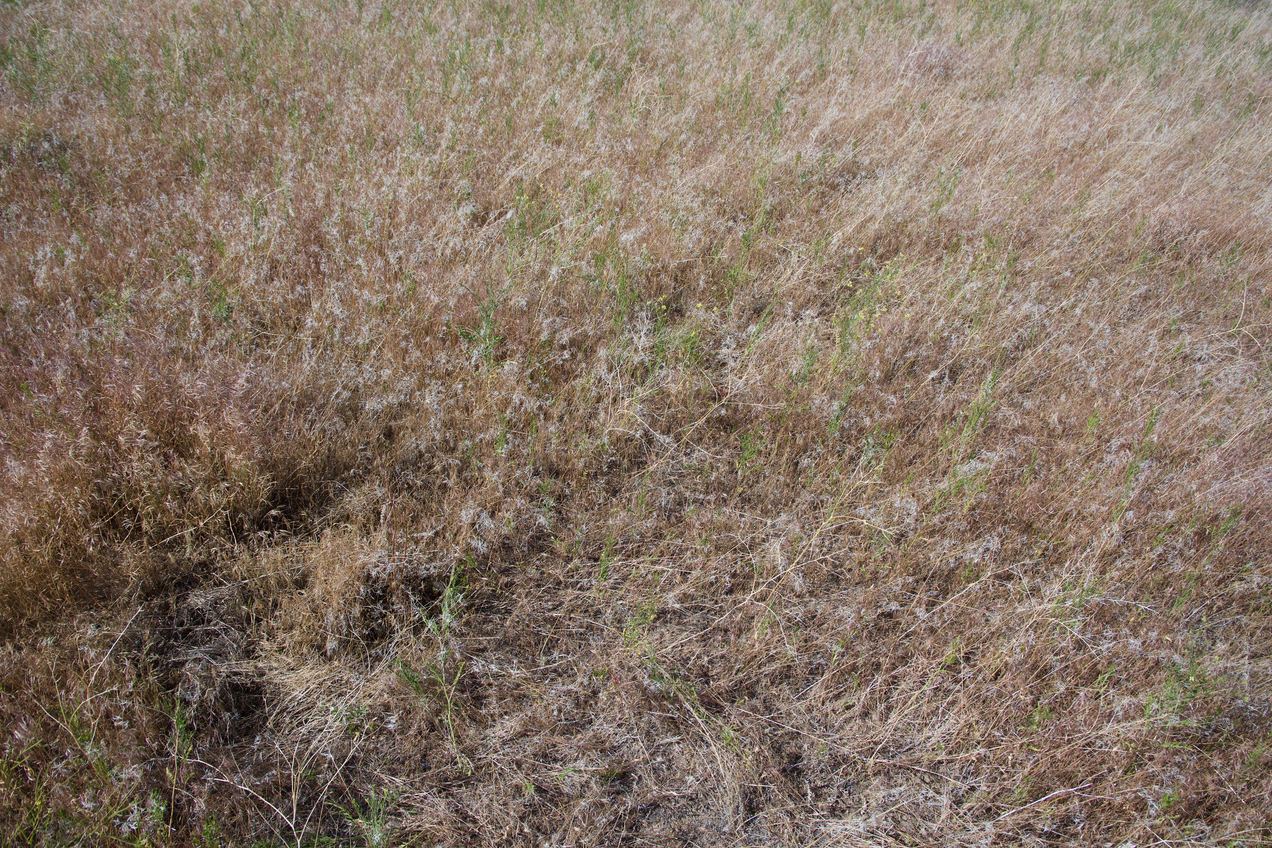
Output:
[[1, 0, 1269, 844]]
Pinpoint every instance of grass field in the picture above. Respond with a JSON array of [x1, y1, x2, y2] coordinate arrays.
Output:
[[1, 0, 1270, 844]]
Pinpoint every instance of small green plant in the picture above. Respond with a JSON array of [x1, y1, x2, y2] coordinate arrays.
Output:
[[957, 370, 1000, 459], [623, 599, 657, 649], [835, 266, 892, 361], [398, 658, 470, 774], [332, 702, 372, 736], [99, 286, 134, 332], [3, 748, 53, 840], [336, 788, 398, 848], [102, 53, 134, 102], [1143, 658, 1212, 726], [737, 430, 763, 474], [793, 341, 818, 384], [164, 698, 194, 837], [1026, 703, 1053, 732], [597, 535, 616, 582], [1156, 787, 1181, 818], [643, 655, 742, 754], [1052, 578, 1101, 633], [195, 815, 224, 848], [398, 555, 474, 773], [458, 294, 502, 367], [930, 164, 961, 213], [857, 428, 896, 472], [508, 182, 558, 244]]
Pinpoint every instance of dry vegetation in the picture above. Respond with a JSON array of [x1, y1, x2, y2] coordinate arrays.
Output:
[[1, 0, 1270, 844]]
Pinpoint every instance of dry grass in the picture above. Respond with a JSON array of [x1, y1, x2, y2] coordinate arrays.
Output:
[[1, 0, 1270, 844]]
